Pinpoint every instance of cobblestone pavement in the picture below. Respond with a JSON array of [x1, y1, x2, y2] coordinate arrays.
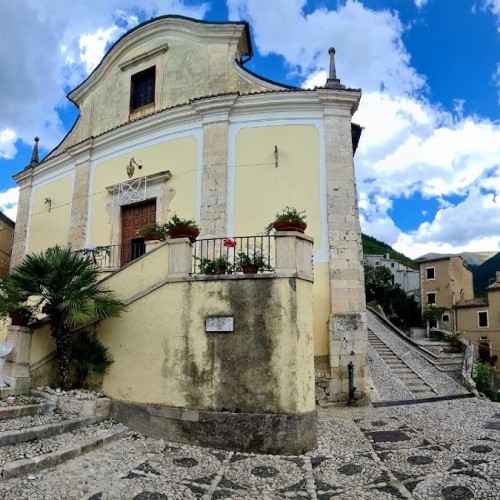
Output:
[[0, 397, 498, 499]]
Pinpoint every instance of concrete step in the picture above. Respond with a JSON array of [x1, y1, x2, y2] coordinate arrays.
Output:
[[0, 419, 128, 479]]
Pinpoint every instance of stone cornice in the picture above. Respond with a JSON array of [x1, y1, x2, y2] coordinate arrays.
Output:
[[119, 44, 169, 72], [316, 88, 362, 115], [191, 94, 238, 124], [105, 170, 172, 193], [22, 89, 362, 183]]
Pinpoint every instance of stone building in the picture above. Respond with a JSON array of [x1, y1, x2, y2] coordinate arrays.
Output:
[[6, 16, 366, 452], [454, 271, 500, 378], [418, 255, 474, 331]]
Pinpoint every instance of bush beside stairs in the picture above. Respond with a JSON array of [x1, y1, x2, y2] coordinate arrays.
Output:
[[0, 391, 128, 479]]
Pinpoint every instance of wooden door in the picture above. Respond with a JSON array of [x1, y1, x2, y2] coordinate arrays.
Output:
[[121, 199, 156, 265]]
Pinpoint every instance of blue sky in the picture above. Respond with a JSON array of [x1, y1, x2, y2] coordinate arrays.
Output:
[[0, 0, 499, 258]]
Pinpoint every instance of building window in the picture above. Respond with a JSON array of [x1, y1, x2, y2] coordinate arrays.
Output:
[[442, 314, 449, 322], [427, 292, 436, 304], [130, 66, 155, 111], [391, 263, 395, 268], [478, 311, 489, 328], [426, 267, 435, 280]]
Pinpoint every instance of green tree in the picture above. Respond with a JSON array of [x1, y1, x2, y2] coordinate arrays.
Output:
[[0, 246, 125, 390], [364, 265, 422, 328]]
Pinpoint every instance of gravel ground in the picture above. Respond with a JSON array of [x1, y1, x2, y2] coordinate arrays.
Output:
[[0, 317, 497, 498], [0, 398, 497, 499]]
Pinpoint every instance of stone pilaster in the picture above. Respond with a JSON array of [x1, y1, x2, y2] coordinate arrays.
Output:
[[10, 168, 34, 269], [193, 96, 236, 237], [319, 90, 367, 400], [3, 325, 33, 394], [67, 142, 93, 249]]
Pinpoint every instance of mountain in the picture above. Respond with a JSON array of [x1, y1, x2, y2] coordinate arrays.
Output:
[[471, 252, 500, 291], [362, 234, 416, 269], [417, 251, 497, 267]]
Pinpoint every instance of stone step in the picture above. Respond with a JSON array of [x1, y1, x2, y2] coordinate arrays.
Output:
[[410, 387, 434, 394], [0, 402, 55, 421], [0, 419, 128, 479], [0, 414, 102, 447]]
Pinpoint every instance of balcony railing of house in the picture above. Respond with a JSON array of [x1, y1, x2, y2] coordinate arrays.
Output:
[[192, 235, 275, 275]]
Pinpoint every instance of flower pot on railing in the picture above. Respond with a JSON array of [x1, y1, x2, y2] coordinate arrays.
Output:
[[214, 265, 228, 275], [265, 207, 307, 234], [142, 232, 160, 241], [10, 314, 30, 327], [241, 264, 259, 274], [167, 226, 200, 243], [272, 220, 307, 233]]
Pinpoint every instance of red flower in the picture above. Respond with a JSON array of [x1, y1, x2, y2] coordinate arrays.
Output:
[[223, 238, 237, 248]]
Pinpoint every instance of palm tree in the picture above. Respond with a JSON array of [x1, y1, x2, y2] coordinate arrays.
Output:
[[1, 246, 125, 390]]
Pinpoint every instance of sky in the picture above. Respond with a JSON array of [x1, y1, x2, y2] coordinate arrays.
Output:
[[0, 0, 499, 259]]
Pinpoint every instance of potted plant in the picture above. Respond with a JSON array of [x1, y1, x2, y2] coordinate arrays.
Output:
[[199, 256, 231, 275], [266, 206, 307, 234], [8, 305, 34, 327], [445, 331, 461, 348], [237, 251, 268, 274], [165, 214, 200, 243], [137, 223, 168, 241]]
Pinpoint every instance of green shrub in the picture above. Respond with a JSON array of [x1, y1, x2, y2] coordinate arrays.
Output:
[[474, 361, 499, 401], [71, 331, 114, 388]]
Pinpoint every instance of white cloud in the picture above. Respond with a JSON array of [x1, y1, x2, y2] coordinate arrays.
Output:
[[228, 0, 425, 96], [414, 0, 428, 7], [476, 0, 500, 29], [79, 26, 122, 74], [233, 0, 500, 256], [0, 0, 209, 155], [0, 187, 20, 221], [355, 91, 500, 254], [0, 129, 17, 159]]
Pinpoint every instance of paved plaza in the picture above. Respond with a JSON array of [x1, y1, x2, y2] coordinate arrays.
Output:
[[0, 313, 498, 498], [0, 397, 498, 499]]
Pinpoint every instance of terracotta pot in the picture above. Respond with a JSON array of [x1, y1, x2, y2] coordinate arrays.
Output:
[[273, 220, 307, 233], [142, 232, 159, 241], [168, 226, 200, 243], [450, 339, 460, 348], [10, 315, 30, 327], [213, 265, 227, 275], [241, 264, 258, 274]]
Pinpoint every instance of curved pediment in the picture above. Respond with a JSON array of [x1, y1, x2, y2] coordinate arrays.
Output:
[[50, 16, 288, 158]]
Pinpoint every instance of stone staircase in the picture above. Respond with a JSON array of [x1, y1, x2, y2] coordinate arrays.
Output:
[[0, 395, 127, 479], [368, 330, 436, 398], [415, 341, 465, 377]]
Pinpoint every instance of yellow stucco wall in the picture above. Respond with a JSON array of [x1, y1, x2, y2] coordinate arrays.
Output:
[[28, 176, 73, 253], [89, 135, 198, 246], [457, 290, 500, 369], [232, 124, 329, 355], [99, 276, 314, 415], [0, 219, 13, 277], [0, 322, 7, 342]]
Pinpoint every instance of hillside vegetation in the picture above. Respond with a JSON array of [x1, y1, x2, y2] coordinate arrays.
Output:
[[362, 234, 417, 269], [470, 252, 500, 291]]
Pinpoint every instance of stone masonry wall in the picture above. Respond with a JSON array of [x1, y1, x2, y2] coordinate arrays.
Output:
[[320, 93, 368, 400]]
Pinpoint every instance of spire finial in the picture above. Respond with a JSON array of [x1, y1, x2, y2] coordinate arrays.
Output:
[[30, 136, 39, 166], [325, 47, 345, 89]]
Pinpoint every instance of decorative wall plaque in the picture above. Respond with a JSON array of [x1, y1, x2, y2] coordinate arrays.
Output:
[[205, 317, 234, 333]]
